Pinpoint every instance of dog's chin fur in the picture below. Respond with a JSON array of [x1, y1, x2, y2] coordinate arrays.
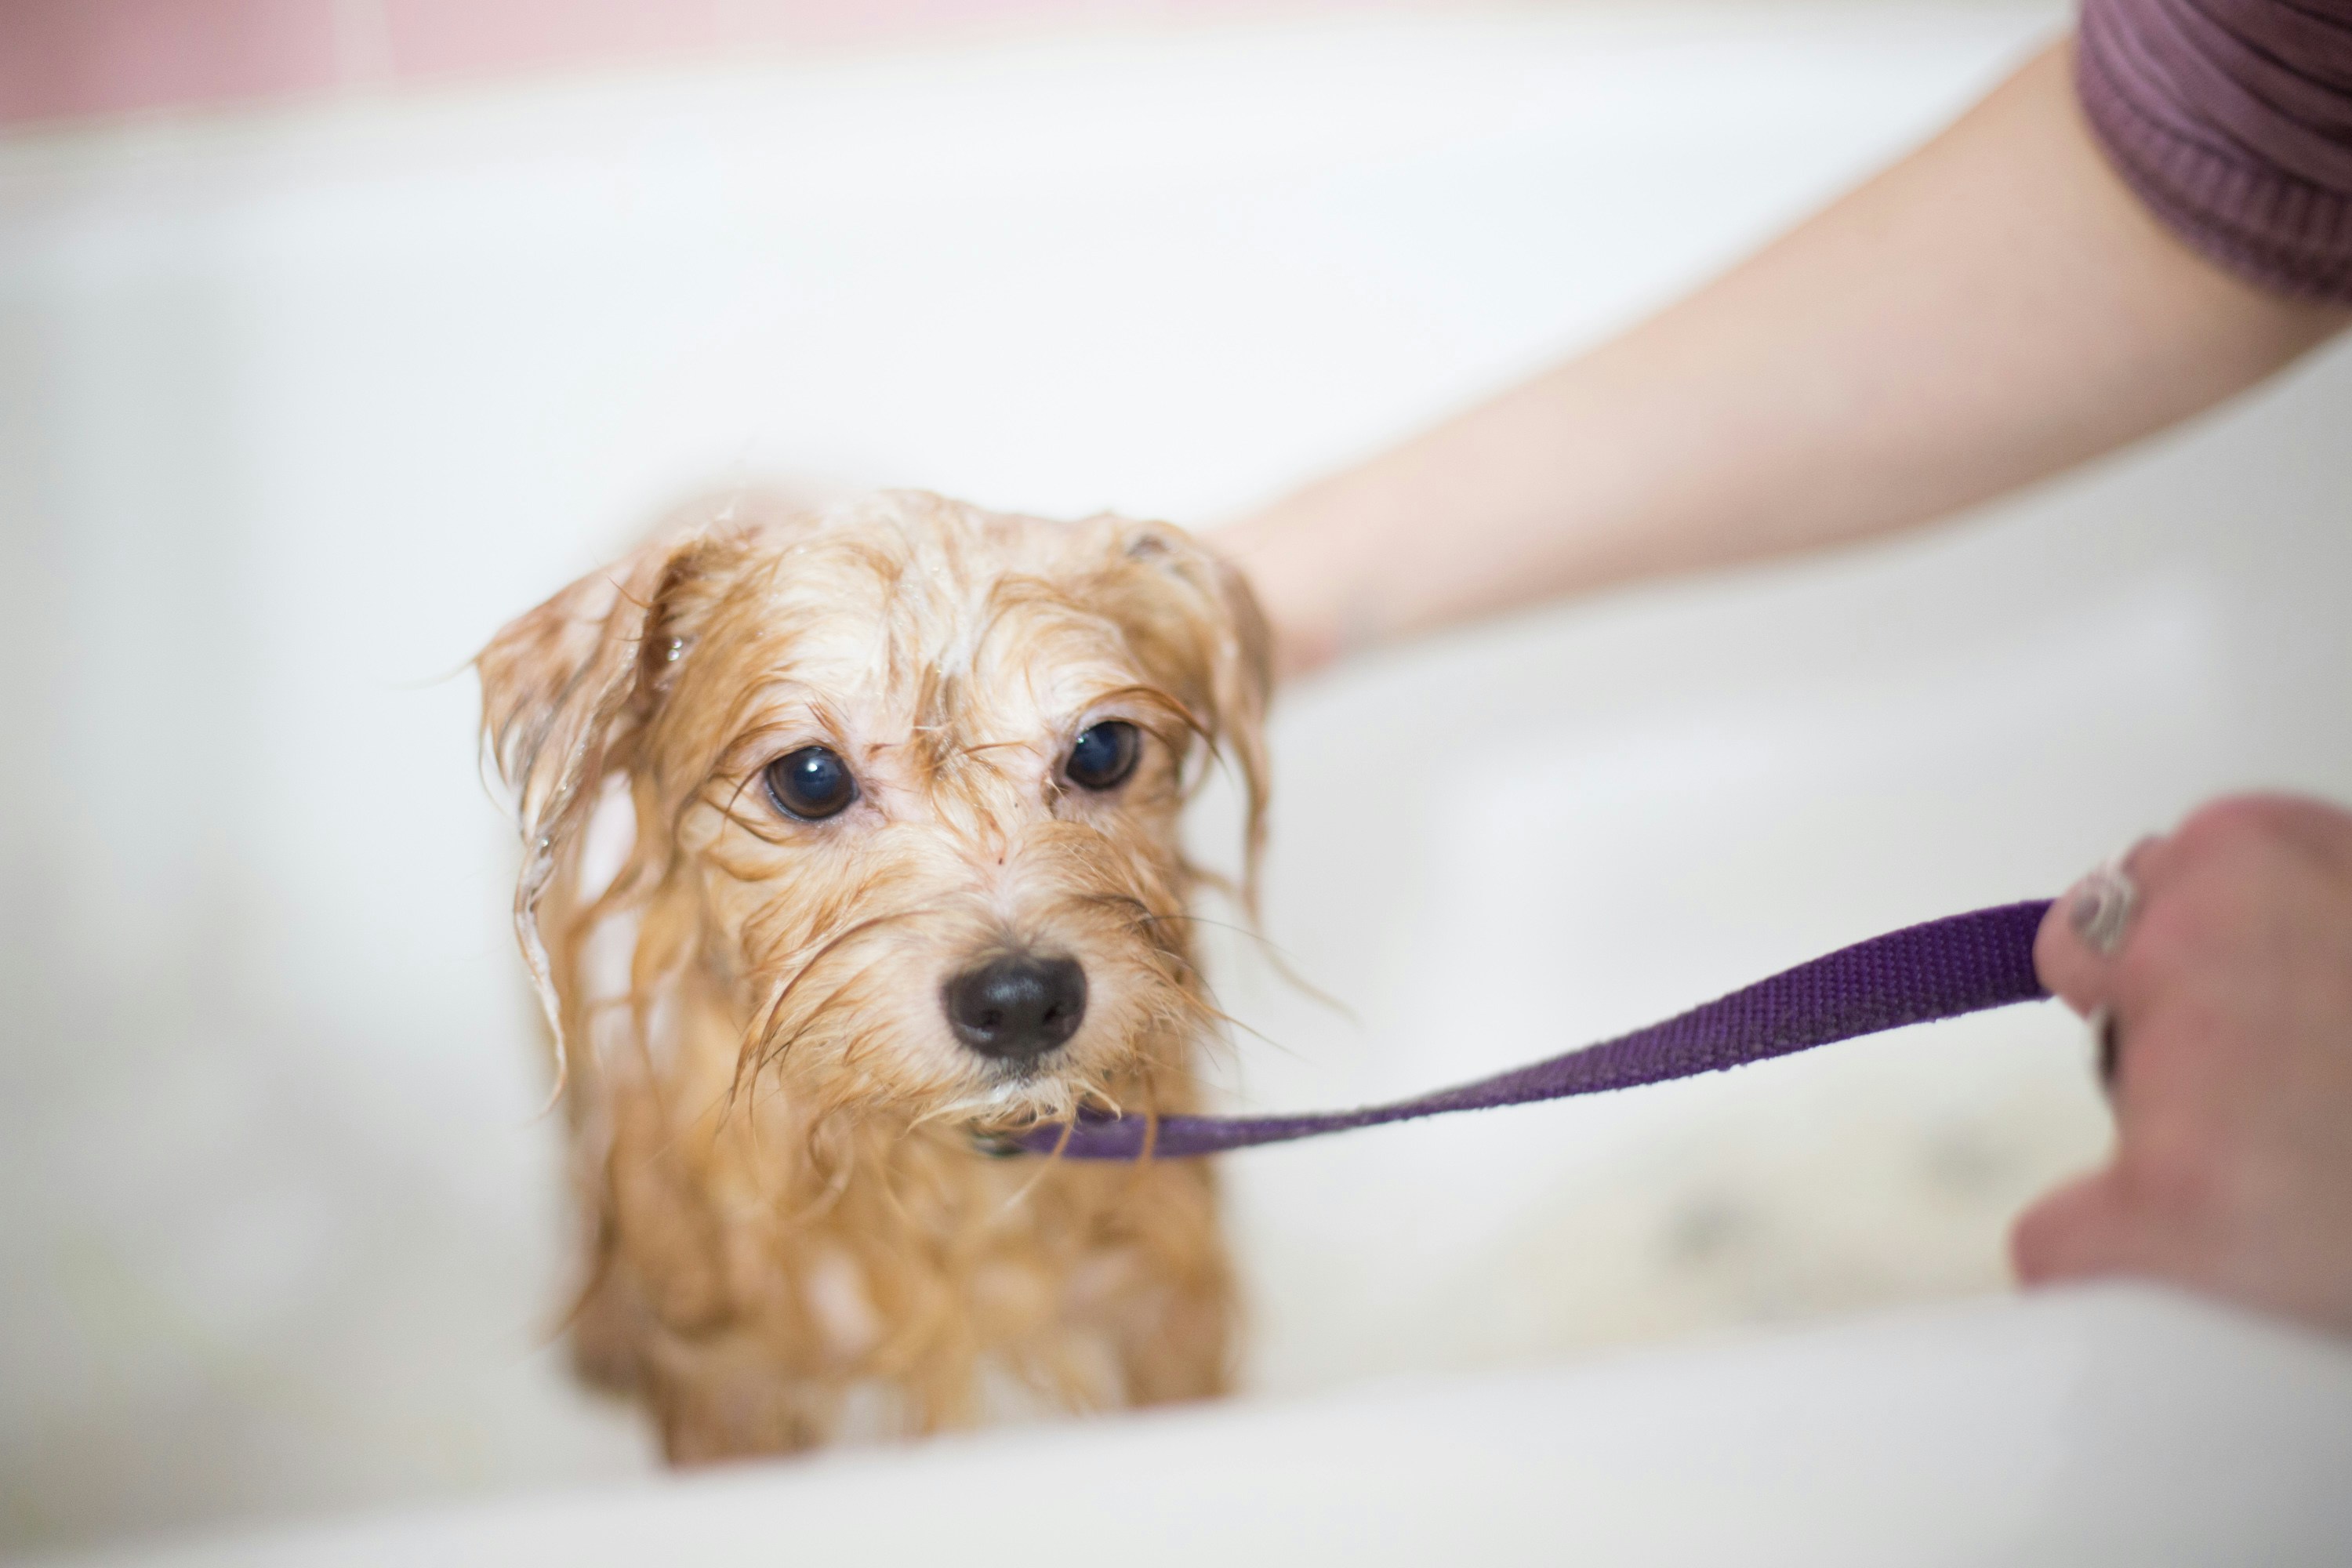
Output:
[[477, 490, 1269, 1461]]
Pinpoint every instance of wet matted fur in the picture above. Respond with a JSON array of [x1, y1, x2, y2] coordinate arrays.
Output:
[[477, 490, 1269, 1460]]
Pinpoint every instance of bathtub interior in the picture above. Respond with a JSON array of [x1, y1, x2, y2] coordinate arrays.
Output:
[[7, 2, 2352, 1555]]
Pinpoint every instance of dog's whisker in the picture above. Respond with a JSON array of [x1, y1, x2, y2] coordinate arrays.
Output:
[[1142, 874, 1331, 1014], [989, 1135, 1067, 1220], [731, 902, 943, 1098], [726, 972, 797, 1109], [754, 960, 884, 1085]]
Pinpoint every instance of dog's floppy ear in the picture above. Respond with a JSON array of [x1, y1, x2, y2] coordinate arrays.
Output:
[[1098, 521, 1274, 909], [477, 526, 720, 1073]]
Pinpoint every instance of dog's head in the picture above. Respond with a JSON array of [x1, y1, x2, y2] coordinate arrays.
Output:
[[478, 491, 1269, 1134]]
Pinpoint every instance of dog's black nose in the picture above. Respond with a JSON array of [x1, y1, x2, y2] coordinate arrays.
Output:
[[943, 953, 1087, 1061]]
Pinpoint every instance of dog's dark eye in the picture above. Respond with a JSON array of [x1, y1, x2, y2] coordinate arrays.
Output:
[[1065, 721, 1140, 792], [764, 746, 857, 821]]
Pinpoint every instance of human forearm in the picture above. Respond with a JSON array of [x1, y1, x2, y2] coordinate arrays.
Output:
[[1220, 42, 2348, 680]]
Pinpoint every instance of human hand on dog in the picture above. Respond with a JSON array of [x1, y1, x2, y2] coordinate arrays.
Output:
[[2016, 794, 2352, 1338]]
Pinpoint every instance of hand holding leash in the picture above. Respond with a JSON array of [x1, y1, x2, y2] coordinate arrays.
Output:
[[2018, 795, 2352, 1338]]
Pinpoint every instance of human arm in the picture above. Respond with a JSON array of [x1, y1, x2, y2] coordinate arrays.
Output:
[[1218, 41, 2350, 681]]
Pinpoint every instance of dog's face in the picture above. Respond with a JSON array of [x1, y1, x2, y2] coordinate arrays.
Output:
[[480, 492, 1268, 1134]]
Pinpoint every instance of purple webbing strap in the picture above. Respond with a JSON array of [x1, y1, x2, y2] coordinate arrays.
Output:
[[1016, 899, 2054, 1160]]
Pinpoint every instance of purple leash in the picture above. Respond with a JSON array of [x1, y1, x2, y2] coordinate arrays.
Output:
[[1013, 899, 2054, 1160]]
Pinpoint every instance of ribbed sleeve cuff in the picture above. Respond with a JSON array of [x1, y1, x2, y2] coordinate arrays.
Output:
[[2075, 0, 2352, 304]]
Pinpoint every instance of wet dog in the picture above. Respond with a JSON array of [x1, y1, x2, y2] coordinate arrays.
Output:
[[477, 490, 1268, 1460]]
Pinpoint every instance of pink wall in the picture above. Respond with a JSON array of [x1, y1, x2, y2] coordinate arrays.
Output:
[[0, 0, 1276, 128]]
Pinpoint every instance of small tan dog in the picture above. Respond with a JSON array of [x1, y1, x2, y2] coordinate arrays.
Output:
[[477, 490, 1268, 1461]]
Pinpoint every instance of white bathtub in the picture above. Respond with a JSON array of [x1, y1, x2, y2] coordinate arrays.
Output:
[[5, 2, 2350, 1557], [30, 1288, 2352, 1567]]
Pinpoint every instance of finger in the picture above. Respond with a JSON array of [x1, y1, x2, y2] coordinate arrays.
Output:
[[2034, 897, 2107, 1015], [2172, 793, 2352, 884], [2009, 1167, 2154, 1286]]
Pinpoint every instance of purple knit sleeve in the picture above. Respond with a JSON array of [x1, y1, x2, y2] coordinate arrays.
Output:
[[2076, 0, 2352, 303]]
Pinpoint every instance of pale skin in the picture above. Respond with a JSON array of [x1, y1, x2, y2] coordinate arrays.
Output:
[[2030, 798, 2352, 1338], [1216, 40, 2352, 1334], [1220, 43, 2345, 679]]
